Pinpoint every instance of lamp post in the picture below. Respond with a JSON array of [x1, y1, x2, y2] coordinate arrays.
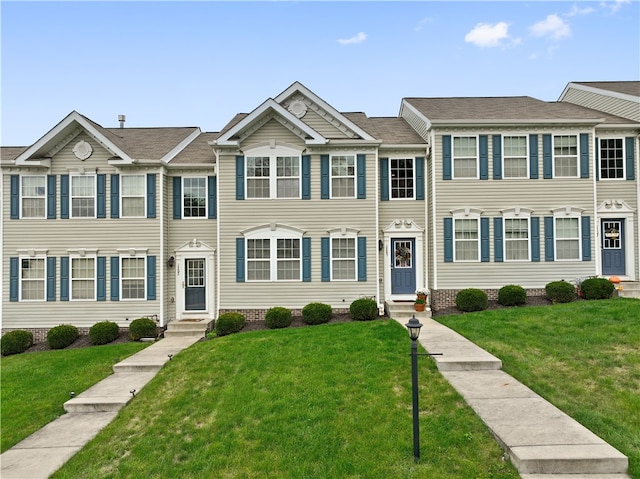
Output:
[[405, 315, 423, 463]]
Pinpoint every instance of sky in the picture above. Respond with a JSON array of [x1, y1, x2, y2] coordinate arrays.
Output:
[[1, 0, 639, 146]]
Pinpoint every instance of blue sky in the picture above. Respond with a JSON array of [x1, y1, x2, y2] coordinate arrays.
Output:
[[1, 1, 638, 146]]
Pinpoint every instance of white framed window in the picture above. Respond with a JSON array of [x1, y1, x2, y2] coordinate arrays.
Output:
[[502, 208, 532, 261], [453, 136, 478, 179], [245, 145, 302, 199], [503, 136, 528, 178], [121, 175, 146, 217], [454, 218, 479, 261], [330, 235, 357, 280], [183, 177, 207, 218], [71, 256, 96, 300], [71, 174, 96, 218], [553, 135, 578, 177], [20, 176, 46, 218], [555, 216, 581, 260], [390, 158, 414, 199], [245, 225, 303, 281], [121, 256, 146, 300], [599, 138, 625, 180], [331, 154, 356, 198], [20, 256, 46, 301]]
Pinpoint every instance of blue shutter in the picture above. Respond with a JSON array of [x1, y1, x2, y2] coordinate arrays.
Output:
[[443, 135, 452, 180], [60, 175, 69, 219], [208, 176, 216, 219], [531, 217, 540, 262], [595, 138, 600, 181], [544, 217, 554, 261], [110, 257, 120, 301], [60, 256, 69, 301], [111, 174, 120, 218], [580, 133, 589, 178], [321, 237, 330, 281], [529, 135, 539, 179], [302, 155, 311, 199], [302, 237, 311, 282], [380, 158, 389, 201], [581, 216, 591, 261], [97, 256, 106, 301], [10, 175, 19, 219], [480, 218, 490, 262], [357, 237, 367, 281], [479, 135, 489, 180], [320, 155, 330, 199], [9, 257, 19, 301], [543, 134, 552, 179], [47, 257, 56, 301], [236, 156, 245, 200], [357, 154, 366, 199], [147, 174, 156, 218], [236, 238, 245, 282], [415, 157, 425, 200], [493, 218, 503, 262], [97, 174, 106, 218], [173, 176, 182, 219], [444, 218, 453, 262], [493, 135, 502, 180], [147, 256, 156, 300], [47, 175, 56, 219], [626, 137, 635, 180]]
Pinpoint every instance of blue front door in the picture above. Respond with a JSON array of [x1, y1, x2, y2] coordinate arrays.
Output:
[[602, 219, 625, 275], [391, 238, 416, 294], [185, 258, 206, 311]]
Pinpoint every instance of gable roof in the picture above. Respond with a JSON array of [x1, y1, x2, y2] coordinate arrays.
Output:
[[567, 81, 640, 99], [343, 113, 426, 145], [170, 132, 218, 165]]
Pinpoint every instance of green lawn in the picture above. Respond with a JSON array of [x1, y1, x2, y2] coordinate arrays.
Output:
[[52, 320, 518, 479], [1, 342, 148, 452], [436, 298, 640, 479]]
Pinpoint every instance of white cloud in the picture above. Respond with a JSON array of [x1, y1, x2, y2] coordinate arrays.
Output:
[[600, 0, 630, 14], [529, 14, 571, 39], [565, 4, 596, 16], [337, 32, 367, 45], [414, 17, 434, 32], [464, 22, 511, 47]]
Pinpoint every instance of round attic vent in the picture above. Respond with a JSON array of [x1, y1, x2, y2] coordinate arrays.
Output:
[[288, 100, 307, 118], [72, 140, 93, 160]]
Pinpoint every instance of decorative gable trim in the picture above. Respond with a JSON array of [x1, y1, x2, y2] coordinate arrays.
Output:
[[161, 128, 202, 164]]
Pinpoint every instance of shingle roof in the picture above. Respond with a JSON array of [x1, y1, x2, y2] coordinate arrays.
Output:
[[1, 146, 28, 162], [103, 127, 200, 160], [343, 113, 426, 144], [170, 132, 218, 164], [572, 81, 640, 98]]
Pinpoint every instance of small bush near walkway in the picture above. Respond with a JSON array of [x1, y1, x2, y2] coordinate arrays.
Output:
[[580, 277, 615, 300], [1, 330, 34, 356], [456, 288, 488, 312], [215, 312, 246, 336], [89, 321, 121, 345], [129, 318, 157, 341], [545, 280, 576, 303], [349, 298, 378, 321], [47, 325, 79, 350]]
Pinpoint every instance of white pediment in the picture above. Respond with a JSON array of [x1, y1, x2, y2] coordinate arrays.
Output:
[[382, 219, 424, 233], [597, 199, 635, 214]]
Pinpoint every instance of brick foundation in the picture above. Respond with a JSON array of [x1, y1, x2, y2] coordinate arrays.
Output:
[[218, 307, 350, 322], [430, 288, 546, 312]]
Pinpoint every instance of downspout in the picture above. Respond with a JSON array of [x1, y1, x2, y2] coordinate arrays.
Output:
[[215, 150, 221, 319], [423, 143, 430, 293], [375, 148, 382, 315], [636, 134, 640, 280], [592, 129, 600, 277], [159, 167, 165, 327], [430, 129, 438, 292]]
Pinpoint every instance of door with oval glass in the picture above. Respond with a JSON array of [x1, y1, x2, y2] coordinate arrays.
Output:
[[185, 258, 206, 311], [601, 219, 625, 275], [391, 238, 416, 294]]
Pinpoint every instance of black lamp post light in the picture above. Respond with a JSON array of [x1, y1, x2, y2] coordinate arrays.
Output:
[[405, 315, 442, 464]]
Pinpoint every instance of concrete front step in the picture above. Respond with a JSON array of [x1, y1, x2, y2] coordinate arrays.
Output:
[[385, 300, 432, 322], [64, 372, 156, 413], [617, 281, 640, 299], [164, 319, 209, 339], [511, 444, 629, 475], [521, 474, 631, 479]]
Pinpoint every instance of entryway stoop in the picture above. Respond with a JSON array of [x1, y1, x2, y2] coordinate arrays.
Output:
[[618, 281, 640, 299], [163, 318, 210, 339], [385, 300, 431, 323]]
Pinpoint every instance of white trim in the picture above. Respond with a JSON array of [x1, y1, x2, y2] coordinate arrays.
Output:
[[19, 175, 47, 219], [382, 219, 425, 301], [597, 136, 627, 180], [559, 82, 640, 104], [502, 209, 532, 262], [502, 134, 529, 179], [244, 227, 303, 282], [244, 145, 302, 200], [120, 174, 146, 218], [174, 239, 215, 321], [328, 233, 357, 282], [161, 128, 202, 164], [69, 254, 97, 301], [597, 199, 637, 280], [119, 254, 147, 301], [329, 153, 357, 199], [388, 157, 417, 200], [69, 173, 97, 219], [552, 134, 580, 179], [551, 207, 583, 261], [452, 135, 479, 180], [181, 176, 208, 219], [18, 254, 47, 302]]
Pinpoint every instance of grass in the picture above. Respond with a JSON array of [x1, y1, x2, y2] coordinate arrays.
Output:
[[436, 298, 640, 479], [51, 320, 519, 479], [0, 342, 148, 452]]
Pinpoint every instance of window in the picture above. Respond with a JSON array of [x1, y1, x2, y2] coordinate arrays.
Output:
[[121, 257, 145, 299], [454, 218, 479, 261], [183, 177, 206, 217], [276, 156, 300, 198], [121, 175, 145, 217], [331, 237, 356, 280], [390, 159, 414, 199], [505, 218, 530, 261], [245, 146, 302, 199], [600, 138, 624, 179], [554, 135, 578, 177], [555, 217, 580, 260], [20, 258, 45, 301], [21, 176, 46, 218], [247, 157, 270, 198], [71, 257, 95, 300], [71, 175, 96, 218], [245, 226, 302, 281], [331, 155, 355, 197], [503, 136, 528, 178], [247, 239, 271, 281], [453, 137, 478, 179]]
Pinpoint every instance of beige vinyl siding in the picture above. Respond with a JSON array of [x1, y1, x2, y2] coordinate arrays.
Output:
[[562, 88, 640, 122], [241, 119, 305, 148], [432, 129, 598, 289], [217, 150, 378, 310], [298, 109, 352, 139], [400, 103, 430, 141]]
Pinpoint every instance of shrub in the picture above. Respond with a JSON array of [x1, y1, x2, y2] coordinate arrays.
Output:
[[545, 280, 576, 303], [1, 330, 34, 356], [89, 321, 121, 345], [265, 307, 292, 329], [47, 324, 79, 350], [302, 302, 332, 325], [498, 285, 527, 306], [580, 277, 615, 300], [349, 298, 378, 321], [455, 288, 488, 312], [129, 317, 158, 341], [215, 312, 246, 336]]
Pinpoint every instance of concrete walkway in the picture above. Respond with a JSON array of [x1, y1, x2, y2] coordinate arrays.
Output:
[[0, 335, 201, 479], [409, 317, 631, 479]]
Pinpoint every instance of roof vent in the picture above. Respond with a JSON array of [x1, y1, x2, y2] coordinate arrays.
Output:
[[118, 114, 126, 128]]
